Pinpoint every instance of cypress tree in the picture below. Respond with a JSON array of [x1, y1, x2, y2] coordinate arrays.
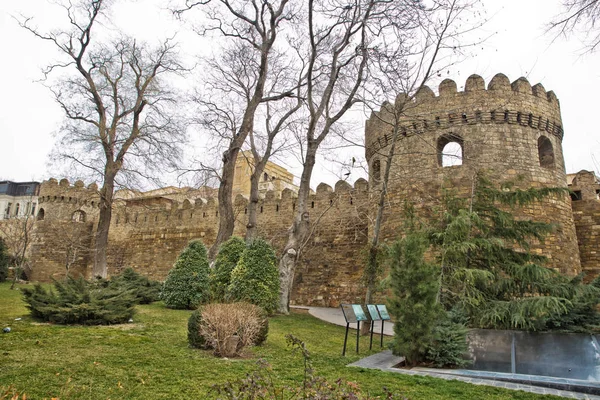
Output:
[[161, 240, 211, 309], [228, 239, 279, 314], [211, 236, 246, 301], [388, 232, 442, 366]]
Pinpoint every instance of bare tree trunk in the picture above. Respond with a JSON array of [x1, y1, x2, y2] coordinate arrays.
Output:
[[278, 146, 317, 313], [364, 122, 401, 307], [93, 172, 115, 279], [210, 147, 240, 260], [245, 165, 262, 242]]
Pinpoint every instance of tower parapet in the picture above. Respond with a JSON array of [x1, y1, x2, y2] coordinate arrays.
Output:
[[365, 73, 580, 275]]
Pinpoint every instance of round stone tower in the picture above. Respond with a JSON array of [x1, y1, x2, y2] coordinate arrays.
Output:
[[365, 73, 581, 275]]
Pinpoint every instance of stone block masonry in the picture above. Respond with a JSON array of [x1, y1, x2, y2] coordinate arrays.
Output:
[[23, 73, 600, 306]]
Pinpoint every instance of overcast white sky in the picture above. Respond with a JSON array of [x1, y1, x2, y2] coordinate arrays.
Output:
[[1, 0, 599, 187]]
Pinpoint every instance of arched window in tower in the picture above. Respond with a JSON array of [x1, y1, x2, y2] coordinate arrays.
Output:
[[538, 136, 555, 168], [264, 172, 269, 181], [437, 134, 463, 167], [371, 159, 381, 182], [72, 210, 86, 223], [37, 208, 45, 221]]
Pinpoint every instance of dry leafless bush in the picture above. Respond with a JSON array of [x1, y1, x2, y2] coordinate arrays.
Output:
[[199, 302, 263, 357]]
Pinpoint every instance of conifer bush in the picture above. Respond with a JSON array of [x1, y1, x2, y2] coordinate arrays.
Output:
[[161, 240, 211, 309], [426, 310, 470, 368], [109, 267, 161, 304], [228, 239, 279, 315], [187, 309, 208, 349], [211, 236, 246, 301], [429, 174, 594, 332], [388, 233, 442, 366], [22, 277, 136, 325]]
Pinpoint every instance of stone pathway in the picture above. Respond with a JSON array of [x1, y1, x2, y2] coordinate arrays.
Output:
[[294, 306, 600, 399]]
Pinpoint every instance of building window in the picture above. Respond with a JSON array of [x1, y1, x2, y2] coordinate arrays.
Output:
[[437, 134, 463, 167], [5, 203, 12, 218], [264, 173, 269, 182], [31, 203, 36, 216], [14, 203, 20, 217], [570, 191, 582, 201], [72, 210, 86, 223], [538, 136, 555, 168], [37, 208, 45, 221]]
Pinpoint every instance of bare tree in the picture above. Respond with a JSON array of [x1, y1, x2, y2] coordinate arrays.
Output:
[[277, 0, 376, 313], [20, 0, 187, 278], [359, 0, 484, 311], [176, 0, 297, 259], [549, 0, 600, 51], [277, 0, 482, 314], [0, 210, 35, 289]]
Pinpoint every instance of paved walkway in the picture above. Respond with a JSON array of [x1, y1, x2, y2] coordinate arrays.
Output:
[[295, 306, 600, 399], [292, 306, 394, 336]]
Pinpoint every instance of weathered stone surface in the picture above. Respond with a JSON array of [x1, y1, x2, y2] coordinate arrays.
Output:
[[20, 73, 600, 307]]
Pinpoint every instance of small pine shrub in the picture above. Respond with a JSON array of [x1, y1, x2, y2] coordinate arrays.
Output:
[[388, 233, 442, 366], [110, 267, 161, 304], [255, 308, 269, 346], [22, 277, 136, 325], [0, 238, 8, 283], [228, 239, 279, 315], [188, 309, 207, 349], [161, 240, 211, 309], [211, 236, 246, 301], [198, 302, 266, 357], [426, 310, 470, 368]]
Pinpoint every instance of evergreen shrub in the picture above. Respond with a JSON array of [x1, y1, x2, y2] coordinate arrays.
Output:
[[108, 267, 161, 304], [161, 240, 211, 309], [388, 233, 442, 366], [22, 277, 136, 325], [188, 309, 208, 349], [228, 239, 279, 315], [426, 310, 470, 368], [211, 236, 246, 301]]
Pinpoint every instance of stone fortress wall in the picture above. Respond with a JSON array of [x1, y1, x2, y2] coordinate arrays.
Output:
[[26, 73, 600, 306], [31, 176, 371, 306]]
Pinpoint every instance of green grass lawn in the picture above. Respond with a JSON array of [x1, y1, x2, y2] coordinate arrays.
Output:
[[0, 282, 560, 399]]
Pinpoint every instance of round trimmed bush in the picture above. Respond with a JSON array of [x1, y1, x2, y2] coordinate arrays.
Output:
[[211, 236, 246, 301], [188, 309, 208, 349], [228, 239, 279, 315], [161, 240, 211, 309]]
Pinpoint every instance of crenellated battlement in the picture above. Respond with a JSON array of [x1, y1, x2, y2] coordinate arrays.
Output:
[[35, 176, 370, 231], [109, 177, 369, 229], [25, 71, 600, 306], [365, 73, 563, 161], [38, 178, 100, 204]]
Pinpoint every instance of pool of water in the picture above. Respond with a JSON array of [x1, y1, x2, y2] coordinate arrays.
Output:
[[467, 329, 600, 381]]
